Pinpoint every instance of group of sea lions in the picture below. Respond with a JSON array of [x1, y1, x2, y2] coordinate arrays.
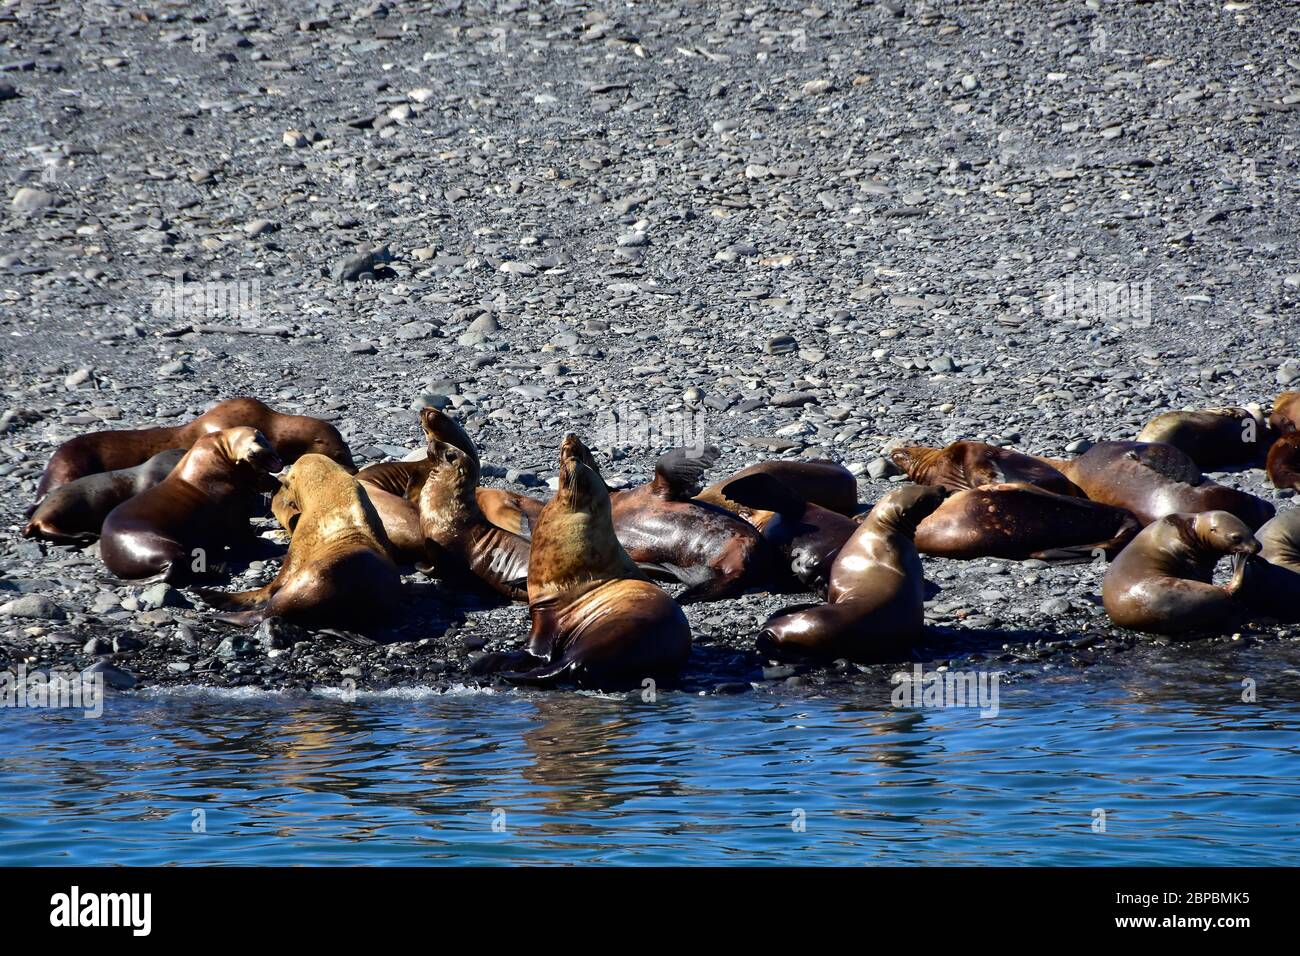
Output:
[[17, 392, 1300, 688]]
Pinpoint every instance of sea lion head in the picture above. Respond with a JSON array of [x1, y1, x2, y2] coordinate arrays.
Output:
[[868, 484, 948, 537], [1190, 510, 1260, 557], [421, 438, 481, 521], [556, 433, 607, 513], [418, 407, 478, 464], [887, 444, 936, 481]]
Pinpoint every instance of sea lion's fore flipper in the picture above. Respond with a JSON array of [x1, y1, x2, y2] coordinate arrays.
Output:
[[1130, 443, 1203, 485], [719, 472, 806, 518], [653, 445, 721, 499]]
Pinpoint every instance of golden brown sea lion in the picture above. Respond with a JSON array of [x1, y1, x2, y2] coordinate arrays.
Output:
[[1101, 511, 1260, 636], [23, 448, 185, 544], [197, 454, 400, 629], [1040, 441, 1274, 529], [755, 485, 945, 663], [418, 439, 531, 601], [272, 481, 425, 566], [504, 434, 691, 688], [1266, 432, 1300, 491], [913, 482, 1141, 561], [890, 440, 1082, 496], [1135, 406, 1270, 468], [1269, 391, 1300, 434], [33, 396, 353, 503], [98, 428, 282, 582]]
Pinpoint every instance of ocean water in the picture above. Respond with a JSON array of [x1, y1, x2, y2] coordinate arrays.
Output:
[[3, 641, 1299, 866]]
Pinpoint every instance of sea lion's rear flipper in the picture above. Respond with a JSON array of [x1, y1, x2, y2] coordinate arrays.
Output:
[[211, 608, 269, 627], [1031, 546, 1106, 565], [192, 583, 275, 611], [1128, 443, 1203, 485], [719, 472, 806, 518], [652, 445, 721, 500]]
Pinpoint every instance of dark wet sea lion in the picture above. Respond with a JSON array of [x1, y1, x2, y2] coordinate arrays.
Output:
[[1237, 508, 1300, 622], [716, 471, 858, 595], [1266, 432, 1300, 491], [33, 396, 353, 503], [890, 440, 1082, 496], [98, 427, 283, 582], [606, 447, 772, 602], [1135, 406, 1270, 468], [1101, 511, 1260, 636], [356, 407, 544, 535], [1043, 440, 1274, 530], [505, 434, 691, 689], [272, 481, 426, 566], [197, 455, 400, 628], [755, 485, 946, 663], [1269, 391, 1300, 434], [417, 439, 530, 601], [696, 458, 858, 520], [914, 482, 1141, 562], [23, 448, 185, 544]]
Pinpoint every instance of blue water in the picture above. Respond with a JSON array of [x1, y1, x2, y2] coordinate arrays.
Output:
[[3, 649, 1299, 865]]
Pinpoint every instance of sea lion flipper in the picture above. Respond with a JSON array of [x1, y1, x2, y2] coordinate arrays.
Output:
[[500, 658, 576, 686], [653, 445, 721, 499], [1132, 443, 1203, 485], [719, 472, 806, 517]]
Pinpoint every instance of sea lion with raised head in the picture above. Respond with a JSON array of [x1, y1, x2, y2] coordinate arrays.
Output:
[[890, 440, 1082, 496], [755, 485, 946, 663], [23, 448, 185, 544], [913, 482, 1141, 561], [696, 458, 858, 521], [1269, 391, 1300, 434], [98, 428, 282, 582], [1040, 440, 1274, 529], [198, 455, 400, 628], [1237, 508, 1300, 622], [273, 481, 425, 566], [33, 396, 353, 504], [504, 434, 691, 688], [1101, 511, 1260, 636], [606, 446, 772, 602], [418, 439, 531, 600], [1135, 406, 1271, 468]]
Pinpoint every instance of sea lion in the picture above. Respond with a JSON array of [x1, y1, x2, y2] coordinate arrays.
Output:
[[272, 481, 426, 566], [1238, 508, 1300, 621], [22, 448, 185, 544], [890, 440, 1082, 496], [755, 485, 946, 663], [606, 447, 772, 602], [417, 439, 531, 601], [1135, 406, 1270, 468], [1266, 432, 1300, 491], [33, 396, 354, 504], [714, 470, 859, 595], [197, 454, 400, 628], [98, 427, 283, 582], [913, 482, 1141, 561], [356, 407, 544, 535], [1041, 440, 1275, 529], [1269, 391, 1300, 434], [696, 458, 858, 520], [504, 434, 691, 688], [1101, 511, 1260, 636]]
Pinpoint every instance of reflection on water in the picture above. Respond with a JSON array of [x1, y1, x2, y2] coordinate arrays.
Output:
[[3, 647, 1300, 865]]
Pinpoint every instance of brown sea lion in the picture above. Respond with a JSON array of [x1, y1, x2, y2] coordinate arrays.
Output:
[[713, 470, 859, 595], [22, 448, 185, 544], [1040, 441, 1275, 530], [913, 482, 1141, 562], [696, 458, 858, 521], [1135, 406, 1270, 468], [755, 485, 946, 663], [418, 439, 531, 601], [197, 455, 400, 628], [98, 428, 283, 582], [606, 447, 772, 602], [1237, 508, 1300, 622], [890, 440, 1082, 496], [1266, 432, 1300, 491], [504, 434, 691, 688], [272, 481, 426, 566], [356, 407, 544, 535], [33, 397, 353, 505], [1101, 511, 1260, 636], [1269, 391, 1300, 434]]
